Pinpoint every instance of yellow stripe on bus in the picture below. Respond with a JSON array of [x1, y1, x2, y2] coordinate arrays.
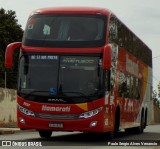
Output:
[[76, 103, 88, 111]]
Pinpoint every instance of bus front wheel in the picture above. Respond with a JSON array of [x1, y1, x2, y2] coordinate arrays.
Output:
[[38, 130, 52, 138], [106, 107, 120, 139]]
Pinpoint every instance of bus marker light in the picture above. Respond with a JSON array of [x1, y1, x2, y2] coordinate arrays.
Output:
[[90, 121, 98, 127], [19, 117, 25, 124], [105, 118, 108, 126]]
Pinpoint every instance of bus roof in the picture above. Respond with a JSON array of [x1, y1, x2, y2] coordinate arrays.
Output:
[[31, 7, 111, 16]]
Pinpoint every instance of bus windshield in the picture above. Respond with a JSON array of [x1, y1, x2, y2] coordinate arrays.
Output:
[[18, 54, 104, 103], [22, 14, 106, 47]]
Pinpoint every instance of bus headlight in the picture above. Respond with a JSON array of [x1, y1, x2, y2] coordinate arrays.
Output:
[[18, 105, 35, 117], [79, 107, 102, 119]]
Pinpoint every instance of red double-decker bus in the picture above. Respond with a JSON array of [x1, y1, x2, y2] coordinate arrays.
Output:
[[5, 7, 152, 138]]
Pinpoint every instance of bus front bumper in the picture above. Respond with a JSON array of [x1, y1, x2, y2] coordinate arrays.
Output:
[[17, 109, 105, 133]]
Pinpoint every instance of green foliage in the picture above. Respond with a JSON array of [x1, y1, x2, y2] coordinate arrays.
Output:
[[0, 8, 23, 88], [153, 84, 160, 108], [158, 82, 160, 98], [152, 90, 157, 100]]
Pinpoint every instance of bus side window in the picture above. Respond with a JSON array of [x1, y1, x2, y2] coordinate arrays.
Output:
[[109, 15, 118, 43], [137, 79, 142, 99], [133, 77, 137, 99], [125, 74, 130, 98], [133, 78, 142, 100], [130, 76, 134, 99], [118, 71, 127, 97]]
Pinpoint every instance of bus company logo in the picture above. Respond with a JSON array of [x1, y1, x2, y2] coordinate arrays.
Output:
[[42, 105, 71, 112], [48, 98, 66, 103], [23, 102, 30, 107]]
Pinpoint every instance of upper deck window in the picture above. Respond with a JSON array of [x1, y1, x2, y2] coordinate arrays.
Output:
[[23, 14, 107, 48]]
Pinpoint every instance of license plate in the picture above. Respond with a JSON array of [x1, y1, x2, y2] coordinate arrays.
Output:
[[49, 122, 63, 128]]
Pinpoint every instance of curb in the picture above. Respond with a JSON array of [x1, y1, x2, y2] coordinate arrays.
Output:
[[0, 128, 34, 135], [0, 129, 19, 135]]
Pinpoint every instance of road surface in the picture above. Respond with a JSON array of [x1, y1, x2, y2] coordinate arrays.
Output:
[[0, 125, 160, 148]]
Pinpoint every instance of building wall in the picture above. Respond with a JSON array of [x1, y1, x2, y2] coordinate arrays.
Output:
[[153, 104, 160, 124], [0, 88, 17, 127]]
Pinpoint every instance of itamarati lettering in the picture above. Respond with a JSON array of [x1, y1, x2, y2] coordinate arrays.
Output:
[[42, 105, 71, 112]]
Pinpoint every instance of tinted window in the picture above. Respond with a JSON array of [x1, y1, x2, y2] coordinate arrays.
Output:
[[23, 14, 107, 48]]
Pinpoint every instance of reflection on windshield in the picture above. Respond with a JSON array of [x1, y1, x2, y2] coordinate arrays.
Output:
[[18, 54, 103, 102], [22, 14, 106, 48], [59, 56, 100, 96], [19, 55, 59, 93]]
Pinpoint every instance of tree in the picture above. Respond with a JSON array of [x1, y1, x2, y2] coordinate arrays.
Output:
[[152, 89, 158, 105], [152, 82, 160, 108], [158, 81, 160, 98], [152, 90, 157, 100], [0, 8, 23, 88]]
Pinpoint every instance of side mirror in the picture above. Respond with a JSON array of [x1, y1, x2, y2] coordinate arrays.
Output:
[[102, 44, 112, 70], [5, 42, 21, 68]]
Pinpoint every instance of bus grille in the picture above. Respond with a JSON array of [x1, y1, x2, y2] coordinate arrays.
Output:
[[35, 113, 80, 120]]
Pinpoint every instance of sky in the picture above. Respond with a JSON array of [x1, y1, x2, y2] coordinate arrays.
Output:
[[1, 0, 160, 91]]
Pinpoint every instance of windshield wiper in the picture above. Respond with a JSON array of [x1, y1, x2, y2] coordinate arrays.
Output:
[[61, 91, 92, 101], [23, 90, 50, 99], [88, 90, 104, 97]]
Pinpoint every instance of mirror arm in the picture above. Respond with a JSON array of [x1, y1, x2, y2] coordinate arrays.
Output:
[[5, 42, 21, 68], [103, 44, 112, 70]]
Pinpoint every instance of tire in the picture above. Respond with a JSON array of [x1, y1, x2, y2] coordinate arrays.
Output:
[[134, 111, 145, 134], [107, 131, 115, 140], [38, 130, 52, 138], [114, 108, 120, 134], [125, 110, 145, 134], [106, 108, 120, 139], [144, 109, 147, 128], [125, 128, 134, 134]]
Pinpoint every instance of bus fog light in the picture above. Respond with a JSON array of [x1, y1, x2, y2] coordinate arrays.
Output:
[[90, 121, 98, 127], [19, 117, 25, 124]]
